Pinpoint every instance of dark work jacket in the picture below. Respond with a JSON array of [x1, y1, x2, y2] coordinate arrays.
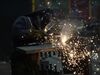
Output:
[[13, 9, 53, 46]]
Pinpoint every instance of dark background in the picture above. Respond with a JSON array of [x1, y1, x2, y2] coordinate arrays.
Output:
[[0, 0, 32, 59]]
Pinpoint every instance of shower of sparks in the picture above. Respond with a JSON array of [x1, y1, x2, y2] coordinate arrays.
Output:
[[44, 18, 100, 73], [61, 36, 91, 70], [36, 0, 100, 73]]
